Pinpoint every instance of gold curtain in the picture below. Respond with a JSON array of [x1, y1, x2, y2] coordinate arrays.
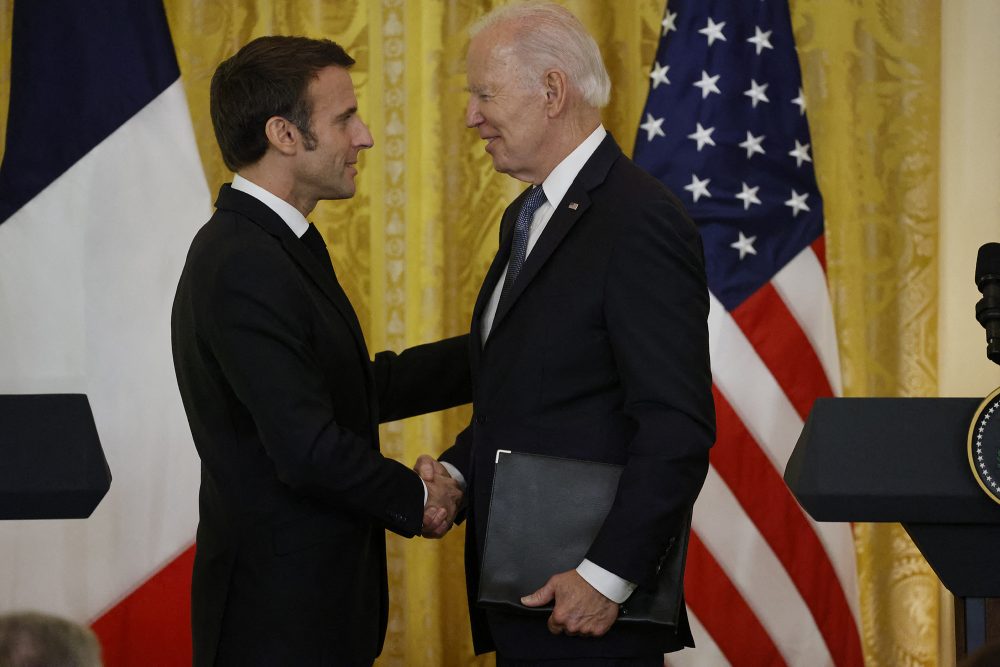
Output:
[[791, 1, 949, 665], [0, 1, 946, 665]]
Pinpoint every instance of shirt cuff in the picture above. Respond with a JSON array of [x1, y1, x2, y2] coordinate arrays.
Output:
[[421, 479, 428, 505], [576, 559, 637, 604], [438, 461, 467, 490]]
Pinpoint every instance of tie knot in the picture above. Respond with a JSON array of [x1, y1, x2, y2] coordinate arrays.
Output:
[[521, 185, 547, 217], [302, 223, 325, 252], [302, 223, 335, 276]]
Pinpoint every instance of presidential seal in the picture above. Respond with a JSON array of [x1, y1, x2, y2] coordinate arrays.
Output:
[[969, 386, 1000, 505]]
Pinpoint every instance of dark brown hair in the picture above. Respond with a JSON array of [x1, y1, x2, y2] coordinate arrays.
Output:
[[210, 36, 355, 171]]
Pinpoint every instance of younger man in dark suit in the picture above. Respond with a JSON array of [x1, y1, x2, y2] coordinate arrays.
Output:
[[172, 36, 468, 666]]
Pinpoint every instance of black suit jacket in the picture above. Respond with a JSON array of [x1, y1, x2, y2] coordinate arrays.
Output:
[[172, 185, 470, 666], [440, 135, 715, 660]]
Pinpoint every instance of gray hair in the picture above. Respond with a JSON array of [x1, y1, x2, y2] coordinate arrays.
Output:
[[471, 2, 611, 108], [0, 612, 103, 667]]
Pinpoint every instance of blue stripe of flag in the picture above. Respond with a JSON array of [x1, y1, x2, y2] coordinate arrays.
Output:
[[634, 0, 824, 311], [0, 0, 180, 223]]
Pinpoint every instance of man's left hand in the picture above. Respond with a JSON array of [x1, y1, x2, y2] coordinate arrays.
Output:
[[520, 569, 618, 637]]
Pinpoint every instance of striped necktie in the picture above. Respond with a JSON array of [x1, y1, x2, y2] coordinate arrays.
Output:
[[498, 185, 547, 311]]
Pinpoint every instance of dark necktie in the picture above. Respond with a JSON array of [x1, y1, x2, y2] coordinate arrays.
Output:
[[498, 185, 547, 310], [301, 223, 335, 276]]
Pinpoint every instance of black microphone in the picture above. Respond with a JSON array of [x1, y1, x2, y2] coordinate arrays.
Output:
[[976, 242, 1000, 365]]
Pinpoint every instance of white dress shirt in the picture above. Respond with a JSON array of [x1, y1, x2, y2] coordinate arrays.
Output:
[[441, 125, 637, 604], [478, 124, 607, 342], [231, 174, 310, 238]]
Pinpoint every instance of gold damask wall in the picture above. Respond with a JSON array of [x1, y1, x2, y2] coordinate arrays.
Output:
[[0, 1, 947, 665], [791, 2, 948, 666]]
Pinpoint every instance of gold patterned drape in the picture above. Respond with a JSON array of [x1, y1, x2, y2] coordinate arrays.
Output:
[[791, 2, 949, 665], [0, 1, 947, 665]]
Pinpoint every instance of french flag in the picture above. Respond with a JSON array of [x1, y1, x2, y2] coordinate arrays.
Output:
[[0, 1, 208, 663]]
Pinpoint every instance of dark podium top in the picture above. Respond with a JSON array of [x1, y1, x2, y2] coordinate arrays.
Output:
[[785, 397, 1000, 597], [0, 394, 111, 519]]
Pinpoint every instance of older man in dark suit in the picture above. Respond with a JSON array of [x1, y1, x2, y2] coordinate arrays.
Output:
[[172, 36, 468, 666], [419, 4, 716, 665]]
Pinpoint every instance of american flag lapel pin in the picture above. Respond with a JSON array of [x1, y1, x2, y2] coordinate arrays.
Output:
[[568, 202, 579, 210]]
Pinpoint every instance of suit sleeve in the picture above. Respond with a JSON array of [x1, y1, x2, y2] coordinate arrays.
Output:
[[437, 423, 473, 525], [585, 194, 715, 588], [438, 422, 473, 478], [373, 334, 472, 423], [202, 240, 424, 537]]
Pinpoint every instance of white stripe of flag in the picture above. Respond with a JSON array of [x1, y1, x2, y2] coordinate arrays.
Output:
[[0, 80, 207, 622]]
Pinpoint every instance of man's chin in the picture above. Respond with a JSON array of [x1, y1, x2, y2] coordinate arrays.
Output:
[[329, 179, 357, 200], [489, 157, 510, 175], [323, 187, 355, 201]]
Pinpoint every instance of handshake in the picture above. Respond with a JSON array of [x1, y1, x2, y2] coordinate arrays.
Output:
[[415, 454, 463, 538]]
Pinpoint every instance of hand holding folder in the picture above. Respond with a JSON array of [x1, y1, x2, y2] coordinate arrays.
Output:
[[477, 450, 691, 627]]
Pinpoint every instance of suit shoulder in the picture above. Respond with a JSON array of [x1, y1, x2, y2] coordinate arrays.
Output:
[[177, 210, 308, 318], [598, 155, 699, 244], [185, 209, 291, 276], [605, 155, 685, 208]]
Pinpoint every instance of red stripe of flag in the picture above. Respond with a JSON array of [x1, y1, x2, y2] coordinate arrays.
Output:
[[730, 282, 834, 420], [685, 530, 788, 666], [712, 387, 863, 666], [91, 545, 195, 667], [811, 237, 827, 274]]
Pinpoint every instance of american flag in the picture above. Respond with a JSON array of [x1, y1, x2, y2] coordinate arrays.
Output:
[[633, 2, 863, 665]]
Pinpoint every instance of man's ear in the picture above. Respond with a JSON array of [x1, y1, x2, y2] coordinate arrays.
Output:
[[263, 116, 299, 156], [543, 69, 568, 118]]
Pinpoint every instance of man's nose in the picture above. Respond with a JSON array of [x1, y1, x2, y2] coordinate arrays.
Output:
[[355, 119, 374, 150], [465, 98, 483, 129]]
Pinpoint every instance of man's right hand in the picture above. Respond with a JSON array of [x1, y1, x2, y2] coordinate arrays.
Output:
[[417, 454, 461, 538]]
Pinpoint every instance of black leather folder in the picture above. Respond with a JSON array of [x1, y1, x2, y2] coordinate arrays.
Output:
[[477, 450, 690, 626]]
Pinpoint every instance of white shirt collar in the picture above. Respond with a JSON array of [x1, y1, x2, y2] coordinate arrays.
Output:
[[231, 173, 310, 239], [540, 124, 607, 208]]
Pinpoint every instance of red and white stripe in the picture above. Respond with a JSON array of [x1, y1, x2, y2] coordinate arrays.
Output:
[[668, 243, 863, 667]]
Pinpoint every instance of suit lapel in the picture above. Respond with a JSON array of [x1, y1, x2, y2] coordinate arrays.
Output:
[[214, 185, 370, 362], [471, 198, 520, 327], [468, 198, 522, 373], [488, 186, 590, 334], [485, 134, 623, 338]]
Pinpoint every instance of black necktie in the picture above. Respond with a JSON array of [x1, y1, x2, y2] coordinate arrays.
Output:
[[497, 185, 547, 311], [301, 223, 335, 276]]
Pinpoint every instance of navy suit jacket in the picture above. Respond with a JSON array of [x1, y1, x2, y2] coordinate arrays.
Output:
[[172, 185, 470, 666], [441, 134, 715, 660]]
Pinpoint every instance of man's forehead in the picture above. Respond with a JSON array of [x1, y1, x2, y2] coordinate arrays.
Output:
[[309, 66, 358, 105], [469, 33, 520, 77], [311, 65, 353, 88], [474, 19, 526, 54]]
